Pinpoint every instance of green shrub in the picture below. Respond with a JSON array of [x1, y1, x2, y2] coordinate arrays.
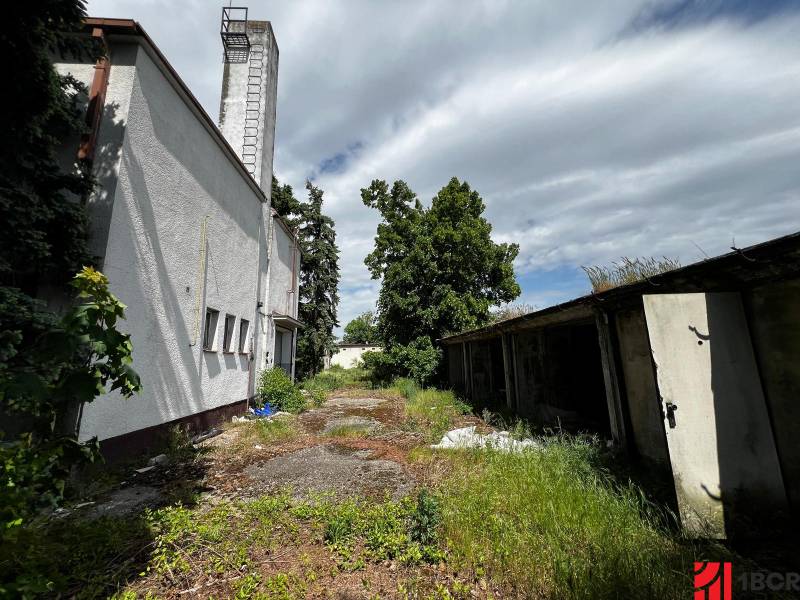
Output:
[[256, 367, 306, 414], [362, 337, 441, 387], [301, 367, 370, 392], [1, 267, 141, 538], [303, 383, 327, 407]]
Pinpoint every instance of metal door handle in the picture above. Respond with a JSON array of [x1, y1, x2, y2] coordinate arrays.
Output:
[[665, 402, 678, 429]]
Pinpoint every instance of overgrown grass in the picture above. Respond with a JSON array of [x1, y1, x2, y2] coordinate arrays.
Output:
[[291, 490, 443, 569], [1, 488, 443, 597], [302, 366, 371, 393], [394, 379, 471, 442], [230, 416, 302, 450], [434, 436, 726, 599], [582, 256, 681, 293]]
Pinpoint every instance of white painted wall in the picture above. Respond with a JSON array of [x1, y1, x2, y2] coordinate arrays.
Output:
[[331, 346, 382, 369], [67, 39, 268, 442], [218, 21, 278, 196], [55, 42, 138, 264], [261, 218, 301, 375], [268, 219, 299, 318]]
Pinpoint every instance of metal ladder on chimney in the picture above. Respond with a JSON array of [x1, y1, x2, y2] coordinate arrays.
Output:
[[242, 40, 264, 177]]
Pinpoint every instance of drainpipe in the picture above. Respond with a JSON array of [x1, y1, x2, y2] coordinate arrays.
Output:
[[78, 27, 110, 163]]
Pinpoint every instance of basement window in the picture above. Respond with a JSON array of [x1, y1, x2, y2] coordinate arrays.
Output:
[[203, 308, 219, 350], [223, 314, 236, 352], [239, 319, 250, 353]]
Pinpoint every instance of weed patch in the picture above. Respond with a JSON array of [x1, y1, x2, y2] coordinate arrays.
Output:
[[437, 437, 726, 598], [402, 388, 471, 442]]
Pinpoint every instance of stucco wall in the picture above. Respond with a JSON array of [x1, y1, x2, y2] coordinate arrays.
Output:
[[744, 279, 800, 509], [268, 220, 299, 318], [331, 346, 382, 369], [77, 41, 266, 442], [614, 306, 670, 466], [55, 43, 138, 265], [218, 21, 278, 196]]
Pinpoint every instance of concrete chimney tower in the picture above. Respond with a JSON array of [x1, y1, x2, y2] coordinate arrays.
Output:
[[218, 6, 278, 197]]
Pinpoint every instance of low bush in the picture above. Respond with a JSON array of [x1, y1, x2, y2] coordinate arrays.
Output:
[[362, 336, 441, 387], [256, 367, 306, 414]]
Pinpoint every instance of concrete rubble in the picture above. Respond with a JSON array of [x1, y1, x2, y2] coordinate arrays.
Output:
[[431, 426, 540, 452]]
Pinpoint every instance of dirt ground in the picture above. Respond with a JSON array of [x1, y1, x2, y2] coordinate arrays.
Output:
[[83, 391, 486, 599]]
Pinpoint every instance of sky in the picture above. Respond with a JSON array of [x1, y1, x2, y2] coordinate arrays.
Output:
[[87, 0, 800, 335]]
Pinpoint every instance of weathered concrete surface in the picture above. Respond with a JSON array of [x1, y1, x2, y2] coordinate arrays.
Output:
[[88, 486, 163, 518], [321, 416, 381, 435], [243, 444, 413, 499]]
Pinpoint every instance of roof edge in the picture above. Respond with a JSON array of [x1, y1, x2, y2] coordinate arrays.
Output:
[[84, 17, 267, 204]]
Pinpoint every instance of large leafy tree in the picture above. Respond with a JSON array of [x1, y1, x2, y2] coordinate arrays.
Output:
[[1, 1, 98, 294], [342, 310, 380, 344], [271, 179, 340, 378], [362, 177, 520, 347]]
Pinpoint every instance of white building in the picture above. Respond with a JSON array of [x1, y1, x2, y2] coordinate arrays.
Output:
[[328, 344, 383, 369], [55, 13, 299, 457]]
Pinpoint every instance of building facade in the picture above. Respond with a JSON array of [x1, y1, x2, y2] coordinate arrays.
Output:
[[54, 14, 299, 457], [328, 344, 383, 369]]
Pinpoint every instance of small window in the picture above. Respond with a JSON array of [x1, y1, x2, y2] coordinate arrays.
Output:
[[239, 319, 250, 353], [222, 314, 236, 352], [203, 308, 219, 350]]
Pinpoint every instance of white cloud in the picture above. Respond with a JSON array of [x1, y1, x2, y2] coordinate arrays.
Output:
[[88, 1, 800, 335]]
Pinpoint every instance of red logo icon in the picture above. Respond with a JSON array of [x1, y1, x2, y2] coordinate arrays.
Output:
[[694, 562, 732, 600]]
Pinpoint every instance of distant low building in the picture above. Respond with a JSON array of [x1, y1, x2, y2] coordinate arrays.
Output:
[[327, 344, 382, 369]]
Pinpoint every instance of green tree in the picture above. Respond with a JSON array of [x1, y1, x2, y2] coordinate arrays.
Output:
[[1, 1, 99, 296], [274, 181, 340, 379], [270, 175, 302, 227], [362, 177, 520, 342], [362, 177, 520, 381], [342, 310, 380, 344]]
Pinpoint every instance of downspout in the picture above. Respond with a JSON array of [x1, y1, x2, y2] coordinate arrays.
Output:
[[289, 228, 298, 316], [189, 216, 210, 346], [262, 212, 275, 368], [78, 27, 111, 163]]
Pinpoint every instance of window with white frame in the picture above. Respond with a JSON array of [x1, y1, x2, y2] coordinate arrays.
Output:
[[203, 308, 219, 350], [238, 318, 250, 353], [222, 314, 236, 352]]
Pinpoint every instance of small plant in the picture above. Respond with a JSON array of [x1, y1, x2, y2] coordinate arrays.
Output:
[[302, 382, 327, 407], [256, 367, 306, 413], [404, 388, 471, 442], [582, 256, 681, 293]]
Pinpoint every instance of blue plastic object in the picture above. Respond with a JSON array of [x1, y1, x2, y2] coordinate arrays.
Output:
[[251, 403, 273, 417]]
